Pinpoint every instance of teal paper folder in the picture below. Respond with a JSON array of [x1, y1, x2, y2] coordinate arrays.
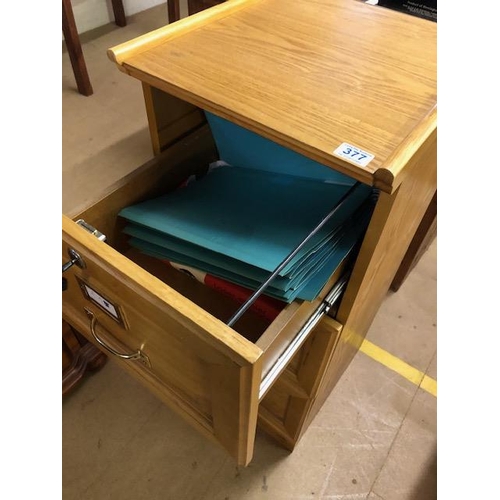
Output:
[[119, 166, 372, 275], [126, 205, 368, 303], [118, 115, 377, 304], [204, 112, 355, 185], [122, 194, 374, 302], [123, 222, 344, 292], [122, 223, 293, 288]]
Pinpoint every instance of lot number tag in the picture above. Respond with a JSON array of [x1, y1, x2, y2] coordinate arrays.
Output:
[[333, 143, 374, 167]]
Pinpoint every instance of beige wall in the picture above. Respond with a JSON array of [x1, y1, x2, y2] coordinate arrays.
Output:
[[70, 0, 166, 33]]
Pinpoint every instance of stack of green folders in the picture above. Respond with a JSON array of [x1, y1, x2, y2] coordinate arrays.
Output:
[[118, 164, 375, 303]]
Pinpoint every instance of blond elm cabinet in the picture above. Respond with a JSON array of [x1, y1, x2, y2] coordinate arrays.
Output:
[[62, 0, 436, 465]]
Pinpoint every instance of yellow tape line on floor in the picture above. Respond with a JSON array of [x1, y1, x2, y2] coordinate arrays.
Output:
[[359, 339, 437, 397]]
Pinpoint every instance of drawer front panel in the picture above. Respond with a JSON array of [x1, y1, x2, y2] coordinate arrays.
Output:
[[63, 216, 262, 465]]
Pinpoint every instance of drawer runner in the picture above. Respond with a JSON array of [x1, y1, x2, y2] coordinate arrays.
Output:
[[258, 273, 348, 399]]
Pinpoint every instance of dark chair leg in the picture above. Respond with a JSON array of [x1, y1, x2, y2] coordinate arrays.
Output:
[[62, 0, 93, 96], [188, 0, 224, 16], [111, 0, 127, 27], [188, 0, 203, 15], [168, 0, 181, 23]]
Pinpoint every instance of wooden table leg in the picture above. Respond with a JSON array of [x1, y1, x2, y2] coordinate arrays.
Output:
[[111, 0, 127, 27], [62, 320, 107, 397], [62, 0, 93, 96]]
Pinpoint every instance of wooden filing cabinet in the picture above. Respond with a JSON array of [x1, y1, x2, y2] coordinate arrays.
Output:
[[62, 0, 436, 465]]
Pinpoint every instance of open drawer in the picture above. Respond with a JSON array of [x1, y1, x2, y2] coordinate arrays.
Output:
[[62, 125, 347, 465]]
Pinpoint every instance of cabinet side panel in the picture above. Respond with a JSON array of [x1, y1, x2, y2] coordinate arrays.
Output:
[[391, 191, 437, 291], [299, 131, 437, 434], [143, 83, 207, 155]]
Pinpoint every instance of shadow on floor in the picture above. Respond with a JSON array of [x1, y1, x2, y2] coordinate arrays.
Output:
[[410, 448, 437, 500]]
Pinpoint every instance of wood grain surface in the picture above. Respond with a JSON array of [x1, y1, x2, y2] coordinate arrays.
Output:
[[108, 0, 436, 191]]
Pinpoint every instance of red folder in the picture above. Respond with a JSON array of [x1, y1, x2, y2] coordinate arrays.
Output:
[[163, 260, 285, 322]]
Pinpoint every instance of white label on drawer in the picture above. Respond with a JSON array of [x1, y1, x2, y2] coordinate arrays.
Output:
[[333, 143, 375, 167], [83, 284, 119, 320]]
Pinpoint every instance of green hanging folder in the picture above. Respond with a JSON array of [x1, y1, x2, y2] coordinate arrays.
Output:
[[119, 166, 372, 275]]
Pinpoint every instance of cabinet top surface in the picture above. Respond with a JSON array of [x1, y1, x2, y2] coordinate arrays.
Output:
[[109, 0, 436, 190]]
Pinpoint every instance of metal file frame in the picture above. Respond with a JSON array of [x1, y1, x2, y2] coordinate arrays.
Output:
[[226, 181, 362, 328], [222, 181, 368, 397]]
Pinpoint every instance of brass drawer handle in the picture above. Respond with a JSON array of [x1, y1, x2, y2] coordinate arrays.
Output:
[[84, 307, 151, 367]]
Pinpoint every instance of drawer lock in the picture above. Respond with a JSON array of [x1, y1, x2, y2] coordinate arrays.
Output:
[[62, 248, 86, 273], [63, 220, 105, 291]]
